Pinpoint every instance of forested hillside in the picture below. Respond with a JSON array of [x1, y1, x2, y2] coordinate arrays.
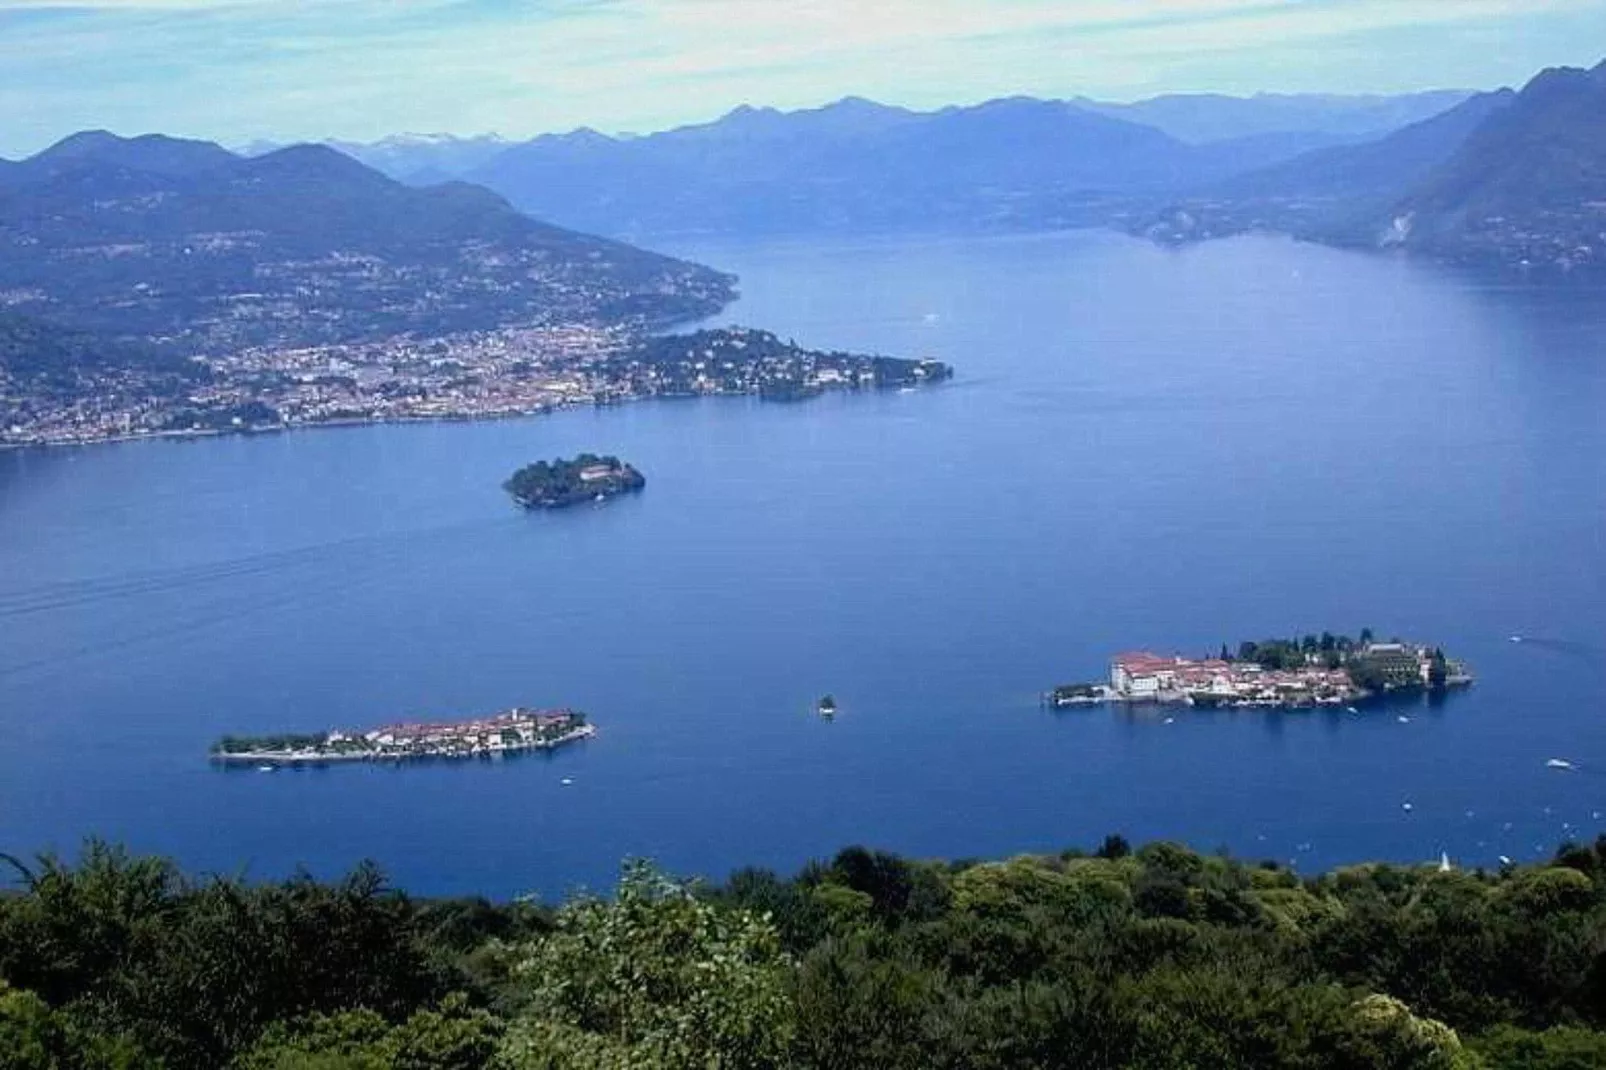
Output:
[[5, 838, 1606, 1068]]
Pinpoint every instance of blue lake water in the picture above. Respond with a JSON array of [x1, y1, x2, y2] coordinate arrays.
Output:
[[3, 230, 1605, 898]]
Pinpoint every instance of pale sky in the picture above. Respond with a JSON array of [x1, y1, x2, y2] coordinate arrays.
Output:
[[2, 0, 1605, 157]]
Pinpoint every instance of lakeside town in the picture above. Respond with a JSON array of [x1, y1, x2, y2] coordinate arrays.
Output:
[[210, 707, 594, 766], [2, 325, 952, 447], [1052, 634, 1472, 710]]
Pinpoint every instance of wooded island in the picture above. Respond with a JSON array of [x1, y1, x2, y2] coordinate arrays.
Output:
[[503, 454, 645, 509]]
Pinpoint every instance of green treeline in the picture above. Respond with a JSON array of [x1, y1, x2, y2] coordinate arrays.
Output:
[[1234, 631, 1372, 671], [6, 837, 1606, 1068], [212, 733, 329, 755]]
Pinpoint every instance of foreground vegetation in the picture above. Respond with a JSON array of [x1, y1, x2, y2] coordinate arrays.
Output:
[[5, 837, 1606, 1068]]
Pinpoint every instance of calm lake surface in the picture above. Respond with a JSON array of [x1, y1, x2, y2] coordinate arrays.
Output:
[[3, 230, 1605, 898]]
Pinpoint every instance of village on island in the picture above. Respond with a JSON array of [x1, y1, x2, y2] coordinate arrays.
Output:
[[211, 707, 594, 767], [1052, 633, 1472, 710]]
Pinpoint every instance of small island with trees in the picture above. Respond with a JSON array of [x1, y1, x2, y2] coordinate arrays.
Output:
[[503, 454, 645, 509], [1052, 629, 1473, 709]]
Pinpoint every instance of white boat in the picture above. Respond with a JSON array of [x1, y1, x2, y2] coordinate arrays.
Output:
[[1546, 758, 1575, 770], [560, 777, 574, 786], [1402, 802, 1414, 812], [1499, 855, 1513, 865], [1346, 706, 1359, 714], [257, 764, 275, 773], [1509, 635, 1523, 643], [1397, 715, 1411, 724]]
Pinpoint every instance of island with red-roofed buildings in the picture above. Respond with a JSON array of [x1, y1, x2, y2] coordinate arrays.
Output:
[[1051, 632, 1471, 709]]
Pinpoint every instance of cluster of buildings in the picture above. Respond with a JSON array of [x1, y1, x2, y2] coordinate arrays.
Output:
[[213, 707, 593, 765], [1108, 650, 1370, 708], [4, 324, 948, 447], [359, 707, 592, 757], [3, 324, 631, 446]]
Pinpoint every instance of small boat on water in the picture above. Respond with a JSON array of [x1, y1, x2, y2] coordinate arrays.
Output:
[[257, 765, 275, 773], [1397, 715, 1411, 724], [560, 777, 574, 786], [1509, 635, 1524, 643], [1402, 802, 1414, 812], [816, 694, 839, 717], [1546, 758, 1575, 770], [1346, 706, 1359, 714]]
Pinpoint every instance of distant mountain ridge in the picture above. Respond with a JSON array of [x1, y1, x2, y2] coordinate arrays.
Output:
[[308, 90, 1473, 186], [1139, 91, 1517, 244], [1075, 90, 1475, 144], [1141, 58, 1606, 273], [0, 131, 734, 354], [455, 94, 1449, 240]]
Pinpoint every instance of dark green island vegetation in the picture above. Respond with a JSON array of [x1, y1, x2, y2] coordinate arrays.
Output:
[[503, 455, 645, 510], [8, 835, 1606, 1068]]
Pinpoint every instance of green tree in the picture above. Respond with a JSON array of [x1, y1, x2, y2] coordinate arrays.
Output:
[[0, 980, 156, 1070], [233, 994, 503, 1070], [498, 862, 792, 1069], [1475, 1025, 1606, 1069]]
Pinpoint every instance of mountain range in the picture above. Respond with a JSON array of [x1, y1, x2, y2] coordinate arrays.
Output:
[[1387, 60, 1606, 270], [453, 95, 1453, 240], [1073, 90, 1474, 144], [303, 90, 1474, 188], [253, 133, 514, 187], [1145, 59, 1606, 272], [4, 58, 1604, 407], [0, 131, 733, 360], [222, 72, 1606, 278]]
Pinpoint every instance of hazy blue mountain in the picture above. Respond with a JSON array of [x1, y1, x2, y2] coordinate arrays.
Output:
[[1385, 61, 1606, 270], [465, 95, 1348, 239], [1138, 58, 1606, 274], [22, 130, 239, 179], [1076, 90, 1474, 143], [322, 133, 512, 183], [1213, 92, 1514, 203], [1138, 91, 1515, 244], [0, 132, 734, 352]]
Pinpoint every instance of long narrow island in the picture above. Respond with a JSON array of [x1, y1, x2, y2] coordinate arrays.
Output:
[[211, 707, 594, 766], [1052, 632, 1473, 709], [504, 454, 645, 509]]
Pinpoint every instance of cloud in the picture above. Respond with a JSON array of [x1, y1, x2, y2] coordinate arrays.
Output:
[[1, 0, 1603, 155]]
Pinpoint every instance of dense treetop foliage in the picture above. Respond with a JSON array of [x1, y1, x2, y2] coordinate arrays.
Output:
[[5, 836, 1606, 1068], [503, 455, 645, 510]]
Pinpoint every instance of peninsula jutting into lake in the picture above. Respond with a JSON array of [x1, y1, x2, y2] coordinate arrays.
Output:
[[1053, 633, 1473, 709], [210, 707, 593, 765], [504, 454, 645, 509]]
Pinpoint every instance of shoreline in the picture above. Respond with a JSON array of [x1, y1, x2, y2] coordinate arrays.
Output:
[[2, 375, 951, 454]]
